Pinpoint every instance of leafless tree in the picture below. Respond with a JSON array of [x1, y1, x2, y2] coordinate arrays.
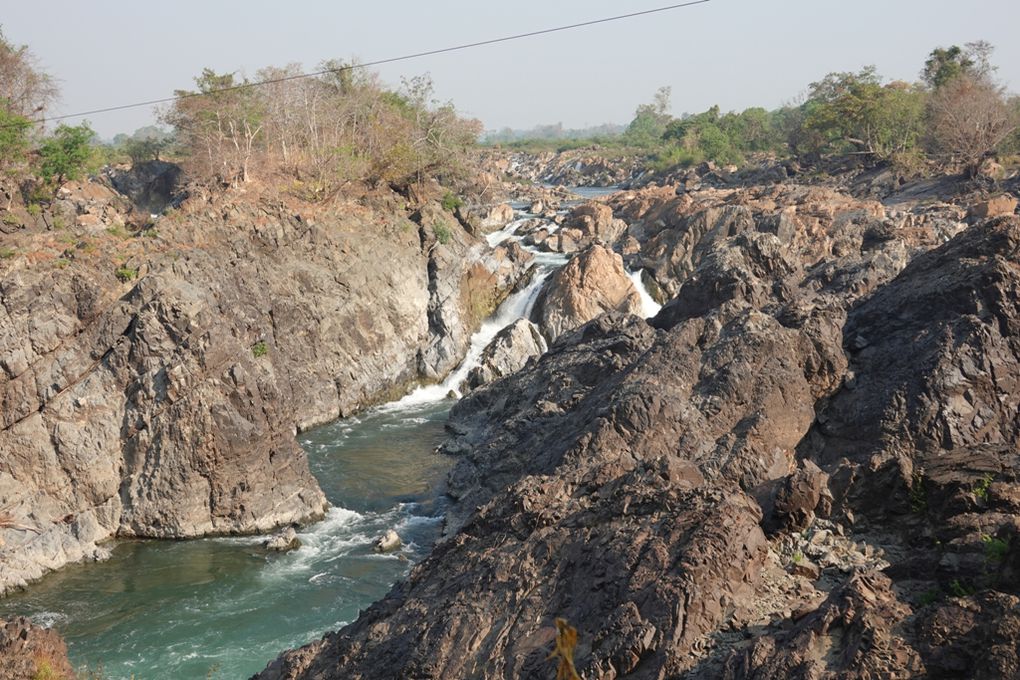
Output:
[[928, 74, 1017, 176]]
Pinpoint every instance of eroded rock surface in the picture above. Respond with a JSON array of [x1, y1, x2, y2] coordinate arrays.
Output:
[[0, 184, 529, 593], [257, 165, 1020, 680]]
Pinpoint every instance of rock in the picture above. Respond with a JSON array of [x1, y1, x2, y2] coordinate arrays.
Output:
[[263, 527, 301, 552], [478, 203, 515, 231], [968, 194, 1017, 219], [108, 160, 185, 214], [247, 184, 1020, 678], [0, 617, 75, 680], [462, 319, 547, 392], [789, 558, 821, 580], [0, 180, 531, 594], [531, 245, 643, 341], [374, 529, 401, 553], [528, 200, 544, 214]]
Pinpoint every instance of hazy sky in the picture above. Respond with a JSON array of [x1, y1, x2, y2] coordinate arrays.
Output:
[[4, 0, 1020, 139]]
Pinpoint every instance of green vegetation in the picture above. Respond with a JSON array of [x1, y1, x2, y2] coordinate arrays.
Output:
[[434, 220, 452, 245], [114, 265, 138, 282], [909, 471, 928, 514], [0, 246, 16, 259], [251, 341, 268, 358], [441, 191, 462, 212], [919, 588, 941, 606], [106, 224, 129, 239], [974, 473, 994, 500], [38, 123, 98, 186], [982, 534, 1008, 563], [949, 579, 976, 598], [500, 41, 1018, 179]]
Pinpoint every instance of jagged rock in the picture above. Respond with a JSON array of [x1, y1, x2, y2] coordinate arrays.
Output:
[[462, 319, 547, 392], [0, 617, 75, 680], [531, 245, 642, 341], [373, 529, 401, 553], [723, 572, 923, 679], [263, 527, 301, 552]]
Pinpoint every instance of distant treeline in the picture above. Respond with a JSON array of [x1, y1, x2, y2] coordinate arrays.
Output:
[[498, 42, 1020, 178]]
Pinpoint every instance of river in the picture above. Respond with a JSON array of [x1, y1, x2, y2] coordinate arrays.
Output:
[[0, 189, 660, 679]]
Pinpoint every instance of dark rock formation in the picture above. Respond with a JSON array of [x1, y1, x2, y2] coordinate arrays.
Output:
[[256, 166, 1020, 679]]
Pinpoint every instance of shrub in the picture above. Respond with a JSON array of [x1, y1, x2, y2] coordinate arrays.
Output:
[[441, 191, 462, 212], [37, 122, 97, 186], [251, 341, 268, 358], [114, 265, 137, 282], [434, 220, 452, 245], [0, 246, 16, 259]]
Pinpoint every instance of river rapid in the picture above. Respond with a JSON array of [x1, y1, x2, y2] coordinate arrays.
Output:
[[0, 189, 660, 679]]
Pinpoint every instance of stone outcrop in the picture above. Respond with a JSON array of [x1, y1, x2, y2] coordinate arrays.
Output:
[[0, 182, 530, 594], [462, 318, 547, 393], [0, 617, 74, 680], [257, 165, 1020, 680], [531, 244, 642, 341]]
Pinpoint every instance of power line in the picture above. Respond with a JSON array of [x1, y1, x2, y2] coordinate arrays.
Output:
[[17, 0, 712, 128]]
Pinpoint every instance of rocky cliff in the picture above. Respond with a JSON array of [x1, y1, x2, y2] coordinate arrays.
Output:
[[0, 175, 528, 594], [257, 177, 1020, 679]]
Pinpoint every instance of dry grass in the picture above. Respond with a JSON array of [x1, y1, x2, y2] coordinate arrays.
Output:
[[549, 618, 581, 680]]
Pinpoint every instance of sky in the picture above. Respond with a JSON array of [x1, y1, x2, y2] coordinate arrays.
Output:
[[3, 0, 1020, 140]]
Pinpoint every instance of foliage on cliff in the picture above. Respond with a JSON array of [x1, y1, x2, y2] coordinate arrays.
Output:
[[161, 64, 482, 195]]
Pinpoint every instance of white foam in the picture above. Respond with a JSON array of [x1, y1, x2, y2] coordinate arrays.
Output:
[[628, 269, 662, 318]]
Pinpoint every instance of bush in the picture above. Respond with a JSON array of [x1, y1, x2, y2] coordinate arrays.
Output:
[[434, 220, 452, 245], [441, 191, 462, 212], [114, 265, 137, 282], [38, 123, 97, 186], [251, 341, 268, 358]]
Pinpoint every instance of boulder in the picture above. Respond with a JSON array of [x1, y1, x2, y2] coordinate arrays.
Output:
[[478, 203, 515, 231], [374, 529, 402, 553], [531, 245, 643, 341], [462, 319, 548, 392], [263, 527, 301, 552]]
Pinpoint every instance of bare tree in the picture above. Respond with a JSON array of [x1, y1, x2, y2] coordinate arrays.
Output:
[[928, 75, 1016, 176], [0, 26, 57, 118]]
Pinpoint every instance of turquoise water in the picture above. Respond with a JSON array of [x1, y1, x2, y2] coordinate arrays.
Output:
[[0, 402, 453, 679]]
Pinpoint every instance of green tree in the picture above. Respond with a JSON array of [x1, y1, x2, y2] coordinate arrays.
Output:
[[624, 87, 672, 148], [38, 123, 96, 186], [922, 41, 995, 90], [0, 103, 31, 177], [798, 68, 926, 158]]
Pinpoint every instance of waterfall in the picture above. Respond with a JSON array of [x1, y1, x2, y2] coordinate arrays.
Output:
[[628, 268, 662, 318]]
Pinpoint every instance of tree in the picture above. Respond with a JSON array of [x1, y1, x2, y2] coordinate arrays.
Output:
[[928, 74, 1016, 175], [37, 123, 96, 186], [921, 41, 996, 90], [162, 69, 265, 183], [798, 68, 926, 158], [624, 87, 672, 148], [0, 105, 32, 178], [0, 26, 57, 119]]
